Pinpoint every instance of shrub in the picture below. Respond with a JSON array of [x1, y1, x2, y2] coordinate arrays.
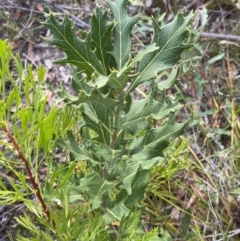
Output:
[[0, 0, 194, 239]]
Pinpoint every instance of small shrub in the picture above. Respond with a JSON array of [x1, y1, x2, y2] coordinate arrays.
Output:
[[42, 0, 194, 237], [0, 0, 195, 240]]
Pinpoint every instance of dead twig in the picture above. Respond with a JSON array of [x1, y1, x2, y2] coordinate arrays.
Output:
[[51, 3, 90, 28], [201, 32, 240, 42], [50, 4, 92, 12], [1, 2, 90, 28], [19, 3, 35, 35], [0, 5, 43, 14]]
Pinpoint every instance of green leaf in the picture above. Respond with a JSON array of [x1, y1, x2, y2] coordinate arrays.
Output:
[[128, 12, 194, 93], [57, 131, 93, 161], [39, 107, 62, 152], [181, 208, 192, 237], [157, 66, 179, 90], [42, 14, 104, 76], [94, 43, 158, 92], [74, 173, 115, 209], [130, 44, 159, 66], [95, 44, 159, 92], [96, 63, 130, 92], [129, 114, 186, 160], [123, 169, 149, 208], [104, 203, 130, 223], [120, 94, 181, 135], [94, 144, 124, 174], [108, 0, 140, 69], [91, 6, 116, 75], [55, 85, 119, 110], [82, 101, 114, 145], [18, 107, 33, 135], [136, 228, 163, 241]]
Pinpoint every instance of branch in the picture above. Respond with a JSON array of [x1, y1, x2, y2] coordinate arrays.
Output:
[[201, 32, 240, 42], [2, 126, 55, 229], [1, 2, 90, 28]]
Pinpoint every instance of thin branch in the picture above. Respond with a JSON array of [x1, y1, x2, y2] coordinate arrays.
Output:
[[0, 4, 90, 13], [51, 3, 92, 12], [201, 32, 240, 42], [0, 5, 43, 14], [51, 4, 90, 28], [1, 2, 90, 28], [183, 0, 199, 10], [2, 125, 55, 229], [19, 3, 35, 35]]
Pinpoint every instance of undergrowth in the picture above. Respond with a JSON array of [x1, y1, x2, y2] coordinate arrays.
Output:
[[1, 0, 240, 240]]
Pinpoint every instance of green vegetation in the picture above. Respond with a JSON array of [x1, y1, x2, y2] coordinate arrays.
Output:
[[1, 0, 240, 240]]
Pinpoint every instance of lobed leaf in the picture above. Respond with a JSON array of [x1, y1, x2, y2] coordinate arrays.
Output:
[[57, 131, 93, 161], [129, 114, 186, 160], [120, 94, 181, 135], [82, 101, 114, 145], [128, 12, 194, 93], [42, 14, 105, 76], [55, 85, 118, 110], [76, 173, 115, 209], [90, 6, 116, 75], [108, 0, 140, 69], [104, 203, 129, 224]]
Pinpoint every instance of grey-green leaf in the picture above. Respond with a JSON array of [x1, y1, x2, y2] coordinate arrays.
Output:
[[57, 131, 93, 161], [108, 0, 140, 69], [157, 66, 179, 90], [82, 102, 114, 145], [128, 12, 194, 93], [91, 6, 116, 75], [129, 115, 187, 160], [120, 95, 181, 135], [56, 86, 118, 110], [42, 14, 104, 76], [77, 173, 115, 209]]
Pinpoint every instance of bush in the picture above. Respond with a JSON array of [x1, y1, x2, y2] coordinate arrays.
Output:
[[0, 0, 194, 240]]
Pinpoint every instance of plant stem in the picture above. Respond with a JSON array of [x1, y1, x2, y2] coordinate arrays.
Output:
[[2, 125, 56, 229], [110, 95, 121, 149]]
